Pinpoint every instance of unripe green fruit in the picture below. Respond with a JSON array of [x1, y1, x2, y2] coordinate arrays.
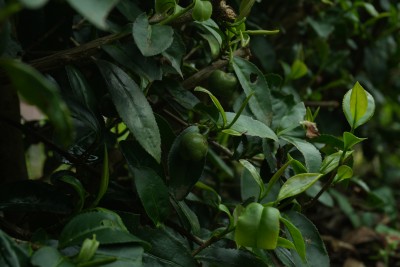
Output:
[[208, 70, 238, 96], [179, 132, 208, 161]]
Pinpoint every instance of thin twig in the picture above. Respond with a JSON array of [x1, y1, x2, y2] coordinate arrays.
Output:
[[191, 228, 233, 256], [303, 171, 336, 210], [210, 140, 234, 158]]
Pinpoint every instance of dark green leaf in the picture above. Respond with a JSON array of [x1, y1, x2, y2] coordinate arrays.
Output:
[[52, 173, 86, 212], [283, 211, 330, 266], [171, 199, 201, 234], [168, 126, 206, 200], [0, 59, 72, 146], [91, 145, 109, 207], [94, 245, 144, 267], [232, 56, 273, 125], [155, 0, 176, 14], [31, 247, 74, 267], [132, 13, 174, 56], [280, 135, 322, 173], [138, 228, 197, 267], [239, 159, 264, 199], [65, 65, 97, 112], [102, 43, 162, 82], [196, 247, 266, 267], [277, 102, 306, 136], [162, 33, 185, 77], [97, 60, 161, 163], [66, 0, 119, 30], [0, 180, 73, 214], [59, 209, 148, 248], [0, 229, 29, 267], [117, 0, 142, 21], [131, 167, 171, 226]]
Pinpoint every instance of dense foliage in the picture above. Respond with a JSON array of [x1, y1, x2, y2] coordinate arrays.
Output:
[[0, 0, 399, 266]]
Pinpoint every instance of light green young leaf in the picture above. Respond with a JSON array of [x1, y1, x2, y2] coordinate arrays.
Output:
[[333, 165, 353, 184], [195, 86, 227, 127], [0, 59, 72, 146], [280, 217, 306, 263], [319, 150, 353, 174], [277, 173, 323, 202], [132, 13, 174, 56], [343, 131, 366, 151], [239, 159, 265, 199], [192, 0, 213, 22], [343, 82, 375, 130], [290, 60, 308, 80], [66, 0, 119, 30], [277, 237, 296, 250], [221, 112, 278, 141], [238, 0, 256, 20], [96, 60, 161, 163], [232, 56, 273, 125]]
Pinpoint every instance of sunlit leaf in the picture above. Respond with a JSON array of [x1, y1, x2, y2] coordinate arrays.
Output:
[[277, 173, 322, 202]]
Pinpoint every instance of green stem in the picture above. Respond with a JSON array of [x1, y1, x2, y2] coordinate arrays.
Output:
[[242, 29, 280, 35], [158, 2, 195, 26]]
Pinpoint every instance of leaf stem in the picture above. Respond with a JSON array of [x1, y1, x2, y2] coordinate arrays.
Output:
[[191, 228, 234, 256], [158, 2, 195, 26]]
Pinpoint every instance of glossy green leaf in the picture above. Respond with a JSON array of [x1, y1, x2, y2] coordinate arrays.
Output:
[[155, 0, 176, 14], [333, 165, 353, 184], [343, 131, 366, 151], [97, 60, 161, 163], [319, 150, 353, 174], [195, 86, 227, 127], [162, 33, 185, 77], [235, 203, 280, 249], [277, 238, 295, 249], [192, 0, 213, 22], [59, 208, 147, 249], [277, 173, 323, 202], [138, 228, 198, 267], [239, 159, 265, 199], [132, 167, 171, 226], [91, 145, 109, 207], [65, 65, 97, 112], [280, 135, 321, 173], [283, 211, 329, 266], [196, 247, 266, 267], [277, 102, 306, 136], [0, 229, 29, 267], [343, 82, 375, 130], [31, 247, 74, 267], [221, 112, 278, 141], [168, 126, 206, 200], [66, 0, 119, 30], [17, 0, 48, 9], [132, 13, 174, 56], [280, 217, 306, 263], [0, 180, 73, 214], [290, 60, 308, 80], [0, 59, 72, 146], [232, 56, 273, 125], [241, 167, 261, 202]]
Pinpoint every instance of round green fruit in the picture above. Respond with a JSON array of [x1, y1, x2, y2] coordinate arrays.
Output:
[[208, 70, 238, 96], [179, 132, 208, 162]]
